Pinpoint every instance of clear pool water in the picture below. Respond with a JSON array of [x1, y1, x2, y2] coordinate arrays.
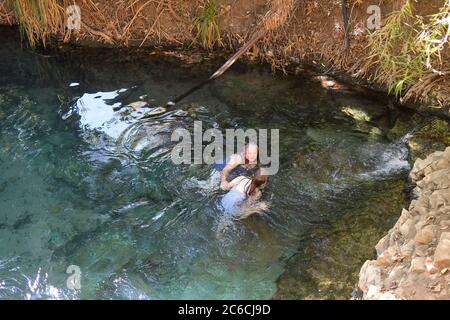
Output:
[[0, 27, 432, 299]]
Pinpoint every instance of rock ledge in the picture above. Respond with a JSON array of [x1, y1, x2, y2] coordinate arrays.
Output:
[[356, 146, 450, 300]]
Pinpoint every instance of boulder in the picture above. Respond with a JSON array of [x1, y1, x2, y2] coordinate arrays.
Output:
[[414, 225, 436, 245], [357, 146, 450, 299], [434, 232, 450, 268], [406, 119, 450, 162], [399, 218, 416, 238], [410, 257, 426, 273]]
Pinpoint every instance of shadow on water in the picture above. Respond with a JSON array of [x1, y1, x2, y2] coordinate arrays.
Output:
[[0, 26, 445, 299]]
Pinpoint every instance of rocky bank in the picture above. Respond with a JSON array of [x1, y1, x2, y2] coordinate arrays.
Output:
[[357, 146, 450, 300]]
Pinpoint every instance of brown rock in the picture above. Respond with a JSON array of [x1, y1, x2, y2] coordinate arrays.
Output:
[[415, 225, 436, 245], [388, 265, 406, 283], [426, 257, 439, 274], [421, 169, 450, 191], [433, 158, 450, 172], [374, 251, 394, 266], [358, 147, 450, 300], [410, 257, 426, 273], [358, 261, 381, 294], [375, 235, 389, 256], [409, 199, 419, 212], [434, 232, 450, 268], [399, 219, 416, 238], [398, 208, 411, 224], [389, 231, 402, 246], [430, 283, 441, 293], [440, 220, 450, 229], [400, 240, 415, 257], [415, 244, 429, 257], [424, 166, 434, 176], [444, 146, 450, 158], [413, 205, 431, 217]]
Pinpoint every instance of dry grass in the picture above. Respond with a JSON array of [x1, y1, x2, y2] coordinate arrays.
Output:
[[0, 1, 16, 25], [403, 72, 449, 105], [402, 0, 450, 105], [418, 0, 450, 73], [5, 0, 69, 47], [255, 0, 297, 70], [356, 0, 449, 101], [358, 0, 425, 96], [261, 0, 296, 31], [1, 0, 448, 108], [3, 0, 195, 47]]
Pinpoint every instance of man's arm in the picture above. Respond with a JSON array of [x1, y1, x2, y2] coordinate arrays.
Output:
[[222, 176, 246, 191], [220, 154, 241, 190]]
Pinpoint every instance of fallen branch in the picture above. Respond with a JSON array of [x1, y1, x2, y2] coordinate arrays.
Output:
[[82, 22, 114, 44], [165, 0, 296, 106], [166, 29, 266, 106]]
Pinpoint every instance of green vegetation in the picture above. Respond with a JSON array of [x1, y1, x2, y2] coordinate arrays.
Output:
[[192, 0, 221, 49], [418, 0, 450, 71], [364, 0, 449, 97], [364, 1, 424, 96]]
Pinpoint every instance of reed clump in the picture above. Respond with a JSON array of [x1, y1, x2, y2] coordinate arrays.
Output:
[[192, 0, 221, 49], [5, 0, 69, 47], [360, 0, 449, 99]]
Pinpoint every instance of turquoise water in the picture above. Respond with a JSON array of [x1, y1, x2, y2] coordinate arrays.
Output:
[[0, 27, 432, 299]]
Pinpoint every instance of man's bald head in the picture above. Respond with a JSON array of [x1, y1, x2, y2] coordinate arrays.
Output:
[[244, 142, 258, 163]]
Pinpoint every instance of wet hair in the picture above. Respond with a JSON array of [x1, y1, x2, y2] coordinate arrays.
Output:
[[244, 170, 268, 197]]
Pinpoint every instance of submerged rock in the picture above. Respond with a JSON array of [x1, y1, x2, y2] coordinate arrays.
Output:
[[407, 119, 450, 162], [341, 106, 372, 122], [434, 233, 450, 269], [356, 146, 450, 300], [274, 178, 407, 300], [128, 101, 149, 110]]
